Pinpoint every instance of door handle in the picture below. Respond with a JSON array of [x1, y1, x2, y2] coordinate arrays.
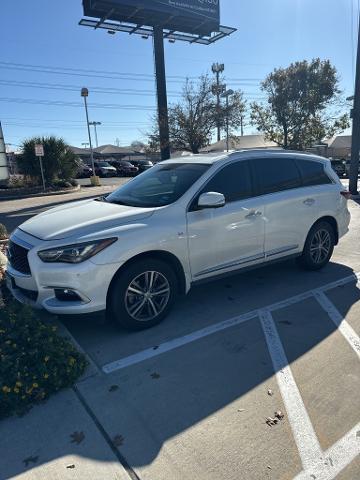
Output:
[[245, 210, 262, 219], [303, 198, 315, 206]]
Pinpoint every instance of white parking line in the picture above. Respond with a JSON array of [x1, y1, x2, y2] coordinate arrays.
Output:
[[313, 291, 360, 359], [102, 272, 360, 374], [294, 422, 360, 480], [259, 309, 323, 469]]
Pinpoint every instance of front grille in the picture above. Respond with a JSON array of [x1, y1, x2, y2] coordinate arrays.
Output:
[[7, 240, 31, 275]]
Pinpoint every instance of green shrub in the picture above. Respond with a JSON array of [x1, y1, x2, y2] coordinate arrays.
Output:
[[69, 179, 79, 187], [0, 224, 7, 240], [0, 295, 88, 419], [51, 179, 72, 189], [17, 136, 78, 183]]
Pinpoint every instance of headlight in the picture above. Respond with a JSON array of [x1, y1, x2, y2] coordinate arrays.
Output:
[[38, 238, 117, 264]]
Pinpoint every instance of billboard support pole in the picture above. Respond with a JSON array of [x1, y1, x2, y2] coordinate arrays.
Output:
[[153, 26, 170, 161]]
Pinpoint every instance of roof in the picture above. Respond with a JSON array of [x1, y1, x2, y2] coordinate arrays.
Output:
[[93, 144, 133, 155], [326, 136, 351, 149], [161, 149, 328, 166], [201, 135, 279, 153]]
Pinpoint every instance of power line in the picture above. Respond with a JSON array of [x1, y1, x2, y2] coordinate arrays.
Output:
[[0, 61, 261, 85], [0, 96, 156, 110]]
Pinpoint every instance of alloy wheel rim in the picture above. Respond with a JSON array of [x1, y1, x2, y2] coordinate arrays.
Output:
[[310, 229, 331, 264], [125, 271, 170, 322]]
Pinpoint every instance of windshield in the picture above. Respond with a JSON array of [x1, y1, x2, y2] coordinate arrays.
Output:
[[97, 162, 111, 167], [106, 163, 209, 207]]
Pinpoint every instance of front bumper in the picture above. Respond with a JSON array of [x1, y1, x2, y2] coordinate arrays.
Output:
[[6, 231, 123, 315]]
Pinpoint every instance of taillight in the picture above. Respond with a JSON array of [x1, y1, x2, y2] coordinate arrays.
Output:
[[340, 191, 351, 200]]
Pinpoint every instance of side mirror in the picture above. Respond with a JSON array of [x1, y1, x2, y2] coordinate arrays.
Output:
[[198, 191, 226, 209]]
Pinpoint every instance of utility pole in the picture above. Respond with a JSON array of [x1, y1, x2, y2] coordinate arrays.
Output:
[[221, 89, 234, 152], [89, 121, 101, 148], [240, 115, 244, 137], [349, 13, 360, 195], [212, 63, 225, 142], [153, 27, 170, 161]]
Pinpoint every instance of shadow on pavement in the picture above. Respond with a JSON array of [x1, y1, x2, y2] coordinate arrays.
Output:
[[1, 260, 359, 478]]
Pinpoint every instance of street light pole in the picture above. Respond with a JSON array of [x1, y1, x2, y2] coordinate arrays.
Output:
[[221, 89, 234, 152], [89, 121, 102, 148], [81, 88, 99, 186]]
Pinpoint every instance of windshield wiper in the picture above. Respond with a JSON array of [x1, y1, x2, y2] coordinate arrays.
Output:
[[95, 195, 108, 202]]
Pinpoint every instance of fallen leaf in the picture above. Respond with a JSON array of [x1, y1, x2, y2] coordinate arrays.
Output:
[[237, 409, 245, 413], [279, 320, 292, 326], [151, 372, 160, 380], [266, 417, 278, 427], [267, 465, 272, 470], [66, 464, 75, 469], [23, 456, 39, 467], [70, 431, 85, 445], [275, 410, 285, 420], [267, 389, 273, 396], [109, 385, 119, 393], [113, 435, 125, 447]]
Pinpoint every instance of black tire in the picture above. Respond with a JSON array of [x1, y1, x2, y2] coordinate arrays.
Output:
[[108, 258, 178, 330], [297, 221, 335, 271]]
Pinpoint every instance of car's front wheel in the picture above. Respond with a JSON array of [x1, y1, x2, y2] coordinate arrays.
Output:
[[109, 258, 178, 330], [298, 221, 335, 270]]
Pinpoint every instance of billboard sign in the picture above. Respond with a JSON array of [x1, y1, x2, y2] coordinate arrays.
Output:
[[83, 0, 220, 36]]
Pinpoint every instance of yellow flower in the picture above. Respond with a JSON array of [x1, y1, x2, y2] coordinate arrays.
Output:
[[43, 373, 49, 379], [68, 357, 76, 366], [32, 383, 39, 388], [14, 387, 20, 394], [2, 386, 11, 393], [15, 381, 22, 387], [44, 356, 50, 362]]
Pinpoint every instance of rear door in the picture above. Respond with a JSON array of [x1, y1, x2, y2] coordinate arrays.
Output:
[[186, 160, 265, 279], [252, 156, 320, 259]]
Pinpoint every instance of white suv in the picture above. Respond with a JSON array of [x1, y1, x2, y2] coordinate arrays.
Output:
[[6, 150, 350, 330]]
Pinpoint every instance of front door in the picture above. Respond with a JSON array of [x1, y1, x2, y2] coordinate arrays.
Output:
[[186, 160, 265, 280]]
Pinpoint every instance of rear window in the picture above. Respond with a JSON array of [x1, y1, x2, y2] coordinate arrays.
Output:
[[296, 159, 332, 186], [253, 157, 302, 195]]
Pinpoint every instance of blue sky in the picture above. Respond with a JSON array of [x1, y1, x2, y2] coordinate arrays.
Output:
[[0, 0, 358, 149]]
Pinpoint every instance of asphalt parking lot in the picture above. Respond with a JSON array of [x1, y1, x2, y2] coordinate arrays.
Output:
[[56, 197, 360, 480], [1, 183, 359, 479]]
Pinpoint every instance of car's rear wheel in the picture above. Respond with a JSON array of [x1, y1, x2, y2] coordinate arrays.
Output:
[[298, 221, 335, 270], [109, 258, 177, 330]]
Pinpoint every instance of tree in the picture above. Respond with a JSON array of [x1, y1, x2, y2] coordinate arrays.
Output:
[[131, 140, 146, 152], [147, 75, 247, 154], [250, 59, 350, 150], [17, 136, 78, 183]]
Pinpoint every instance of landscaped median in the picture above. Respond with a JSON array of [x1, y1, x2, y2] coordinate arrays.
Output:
[[0, 263, 88, 419]]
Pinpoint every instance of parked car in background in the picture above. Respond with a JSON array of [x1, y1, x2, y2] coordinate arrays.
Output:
[[330, 159, 346, 178], [6, 150, 350, 331], [94, 161, 117, 177], [108, 160, 139, 177], [131, 159, 153, 174], [76, 160, 93, 178]]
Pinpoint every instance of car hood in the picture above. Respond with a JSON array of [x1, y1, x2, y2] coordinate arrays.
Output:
[[19, 199, 156, 241]]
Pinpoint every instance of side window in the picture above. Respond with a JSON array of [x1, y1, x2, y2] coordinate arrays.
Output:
[[199, 161, 253, 203], [253, 157, 302, 195], [296, 159, 332, 186]]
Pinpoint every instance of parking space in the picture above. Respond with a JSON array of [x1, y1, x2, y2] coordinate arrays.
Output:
[[71, 273, 360, 480]]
